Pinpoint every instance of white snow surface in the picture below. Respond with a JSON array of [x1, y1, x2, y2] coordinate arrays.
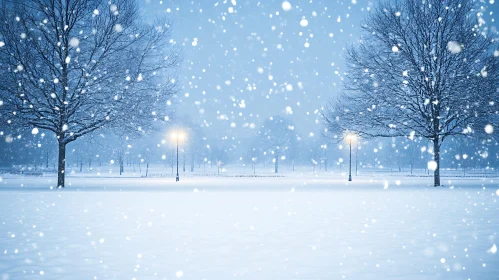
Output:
[[0, 171, 498, 279]]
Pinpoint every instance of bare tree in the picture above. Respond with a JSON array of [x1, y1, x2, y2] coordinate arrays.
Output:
[[259, 116, 295, 174], [246, 144, 260, 175], [0, 0, 179, 187], [322, 0, 499, 186]]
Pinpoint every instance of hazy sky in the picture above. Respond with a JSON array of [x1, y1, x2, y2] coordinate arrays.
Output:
[[140, 0, 499, 140]]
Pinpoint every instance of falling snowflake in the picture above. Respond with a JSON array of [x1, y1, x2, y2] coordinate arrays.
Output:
[[427, 161, 437, 171], [484, 124, 494, 134], [488, 244, 497, 254], [114, 24, 123, 32], [69, 37, 79, 47], [447, 41, 462, 54], [282, 1, 292, 11]]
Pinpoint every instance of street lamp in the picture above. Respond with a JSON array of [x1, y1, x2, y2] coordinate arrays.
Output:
[[346, 133, 357, 182], [170, 131, 186, 182], [355, 144, 359, 175], [321, 144, 328, 172]]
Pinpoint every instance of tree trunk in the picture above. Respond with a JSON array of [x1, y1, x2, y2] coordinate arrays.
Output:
[[190, 155, 194, 172], [183, 152, 185, 172], [274, 156, 278, 173], [57, 142, 66, 188], [433, 138, 441, 187], [146, 163, 149, 177]]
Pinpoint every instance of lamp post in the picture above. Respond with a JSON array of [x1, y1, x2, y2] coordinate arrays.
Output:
[[170, 131, 185, 182], [348, 138, 352, 181], [321, 144, 328, 172], [176, 136, 179, 181], [346, 133, 357, 182], [355, 143, 359, 175]]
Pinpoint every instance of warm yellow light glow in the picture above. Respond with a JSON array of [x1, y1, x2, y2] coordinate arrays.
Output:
[[345, 133, 357, 143], [170, 130, 187, 142]]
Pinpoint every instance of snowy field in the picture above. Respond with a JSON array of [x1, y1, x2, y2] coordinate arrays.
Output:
[[0, 171, 498, 280]]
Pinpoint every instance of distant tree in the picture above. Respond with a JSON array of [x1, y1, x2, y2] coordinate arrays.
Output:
[[259, 116, 295, 173], [0, 127, 57, 169], [287, 134, 302, 171], [246, 142, 260, 174], [404, 138, 423, 174], [322, 0, 499, 186], [70, 134, 96, 172], [209, 142, 228, 175], [0, 0, 179, 187], [303, 136, 321, 174]]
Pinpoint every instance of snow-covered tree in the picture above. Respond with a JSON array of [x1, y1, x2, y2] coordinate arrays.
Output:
[[0, 0, 179, 187], [322, 0, 499, 186]]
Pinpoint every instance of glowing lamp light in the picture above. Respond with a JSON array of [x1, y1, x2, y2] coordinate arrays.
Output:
[[170, 131, 186, 142], [168, 129, 187, 182], [345, 133, 357, 143]]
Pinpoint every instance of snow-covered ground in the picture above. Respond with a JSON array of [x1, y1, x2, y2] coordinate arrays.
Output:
[[0, 172, 498, 279]]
